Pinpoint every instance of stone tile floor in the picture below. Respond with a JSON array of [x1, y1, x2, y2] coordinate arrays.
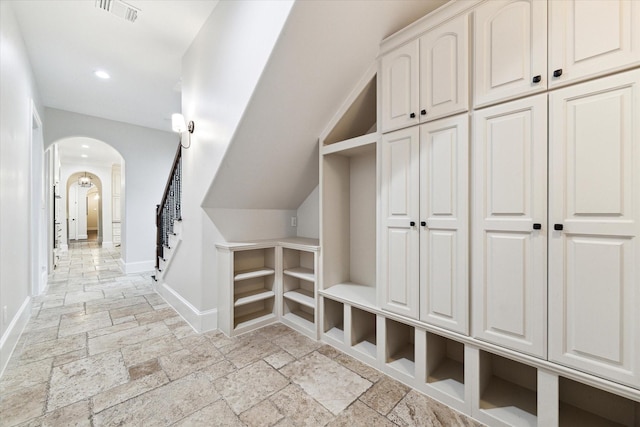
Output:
[[0, 242, 482, 426]]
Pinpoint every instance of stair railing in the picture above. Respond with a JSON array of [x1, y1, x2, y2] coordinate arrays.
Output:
[[156, 142, 182, 271]]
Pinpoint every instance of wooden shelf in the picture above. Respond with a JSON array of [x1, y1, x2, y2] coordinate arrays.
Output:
[[234, 289, 275, 307], [283, 289, 315, 308], [320, 283, 376, 309], [322, 133, 378, 156], [234, 267, 275, 282], [234, 310, 276, 331], [283, 267, 315, 282]]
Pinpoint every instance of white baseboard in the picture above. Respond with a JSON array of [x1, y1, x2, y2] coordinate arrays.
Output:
[[155, 282, 217, 333], [77, 234, 88, 240], [0, 297, 31, 378], [118, 259, 154, 274], [101, 241, 114, 249]]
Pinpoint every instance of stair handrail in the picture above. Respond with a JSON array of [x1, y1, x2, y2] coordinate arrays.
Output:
[[156, 142, 182, 271]]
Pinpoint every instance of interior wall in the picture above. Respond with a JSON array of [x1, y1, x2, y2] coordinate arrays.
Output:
[[296, 185, 319, 239], [0, 1, 43, 375], [161, 0, 294, 324], [44, 108, 176, 272]]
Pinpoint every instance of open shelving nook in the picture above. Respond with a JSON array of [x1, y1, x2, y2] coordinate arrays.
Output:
[[425, 332, 465, 404], [351, 306, 377, 361], [559, 377, 639, 427], [280, 245, 318, 338], [385, 318, 415, 380], [478, 350, 538, 427], [323, 297, 344, 343]]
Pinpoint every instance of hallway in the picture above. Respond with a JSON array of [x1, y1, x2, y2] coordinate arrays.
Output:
[[0, 245, 480, 426]]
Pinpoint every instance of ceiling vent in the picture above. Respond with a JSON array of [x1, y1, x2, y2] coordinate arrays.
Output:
[[95, 0, 140, 23]]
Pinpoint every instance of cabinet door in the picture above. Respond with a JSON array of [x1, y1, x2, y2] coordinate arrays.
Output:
[[381, 40, 419, 133], [419, 14, 469, 122], [419, 115, 468, 334], [549, 70, 640, 388], [380, 127, 420, 319], [472, 94, 547, 358], [549, 0, 640, 89], [473, 0, 547, 108]]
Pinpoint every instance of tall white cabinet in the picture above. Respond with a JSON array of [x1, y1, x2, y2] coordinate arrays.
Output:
[[548, 70, 640, 389]]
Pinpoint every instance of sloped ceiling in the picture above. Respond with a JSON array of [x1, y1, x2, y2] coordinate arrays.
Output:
[[203, 0, 448, 210]]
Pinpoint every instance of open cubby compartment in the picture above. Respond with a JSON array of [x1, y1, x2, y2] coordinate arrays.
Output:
[[233, 247, 276, 279], [321, 141, 377, 308], [323, 297, 345, 344], [385, 318, 415, 379], [425, 332, 465, 404], [233, 298, 276, 332], [233, 275, 275, 307], [351, 306, 377, 361], [559, 377, 639, 426], [282, 298, 315, 335], [478, 350, 538, 427], [282, 248, 315, 282], [282, 275, 315, 309]]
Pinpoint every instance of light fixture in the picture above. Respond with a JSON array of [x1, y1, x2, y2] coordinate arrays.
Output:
[[81, 154, 88, 158], [78, 173, 92, 188], [94, 70, 110, 79], [171, 113, 194, 149]]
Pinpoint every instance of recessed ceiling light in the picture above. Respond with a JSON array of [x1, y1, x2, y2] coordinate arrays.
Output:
[[81, 144, 89, 148], [94, 70, 110, 79], [81, 154, 88, 158]]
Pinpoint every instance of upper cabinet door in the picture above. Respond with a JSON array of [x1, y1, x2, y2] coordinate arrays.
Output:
[[473, 0, 547, 108], [419, 14, 469, 122], [381, 40, 419, 133], [472, 94, 548, 358], [549, 0, 640, 89], [548, 70, 640, 388], [380, 127, 420, 319], [419, 114, 469, 334]]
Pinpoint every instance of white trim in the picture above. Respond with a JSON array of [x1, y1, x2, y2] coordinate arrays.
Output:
[[155, 282, 218, 333], [101, 241, 114, 249], [76, 234, 88, 240], [0, 297, 32, 378], [60, 244, 69, 251], [121, 259, 154, 274]]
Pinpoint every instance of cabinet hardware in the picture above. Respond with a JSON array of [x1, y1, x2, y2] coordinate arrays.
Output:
[[421, 221, 427, 227], [410, 112, 416, 118], [420, 109, 427, 115], [533, 223, 542, 230], [554, 224, 564, 231], [410, 221, 416, 227], [553, 69, 563, 77], [532, 75, 541, 83]]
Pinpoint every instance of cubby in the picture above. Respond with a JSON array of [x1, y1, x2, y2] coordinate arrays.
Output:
[[350, 307, 376, 360], [478, 351, 538, 427], [385, 318, 415, 378], [323, 298, 344, 343], [426, 333, 465, 403], [281, 246, 317, 337], [559, 378, 639, 427]]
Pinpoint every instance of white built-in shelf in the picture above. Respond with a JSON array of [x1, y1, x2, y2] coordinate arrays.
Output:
[[322, 133, 378, 157], [234, 289, 275, 307], [234, 310, 276, 331], [283, 267, 315, 282], [352, 337, 377, 360], [480, 377, 537, 427], [428, 358, 465, 402], [234, 267, 275, 282], [325, 326, 345, 343], [320, 283, 376, 309], [559, 403, 624, 427], [283, 289, 315, 308], [387, 344, 415, 377], [283, 311, 315, 331]]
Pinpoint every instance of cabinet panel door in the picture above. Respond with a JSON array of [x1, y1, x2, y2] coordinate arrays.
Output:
[[473, 0, 547, 108], [549, 70, 640, 387], [381, 40, 419, 133], [549, 0, 640, 88], [380, 127, 420, 318], [472, 94, 547, 358], [419, 115, 469, 334], [419, 14, 469, 122]]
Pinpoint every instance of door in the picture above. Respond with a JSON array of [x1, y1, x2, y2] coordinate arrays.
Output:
[[473, 0, 547, 108], [548, 0, 640, 89], [548, 70, 640, 388], [68, 184, 78, 240], [419, 114, 469, 334], [472, 94, 547, 358], [380, 40, 419, 133], [380, 127, 420, 319], [419, 13, 469, 122]]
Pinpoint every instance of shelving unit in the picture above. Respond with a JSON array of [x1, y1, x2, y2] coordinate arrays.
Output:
[[323, 298, 344, 343], [280, 244, 319, 339], [385, 318, 415, 380], [351, 307, 377, 361], [426, 332, 465, 404], [477, 351, 538, 427]]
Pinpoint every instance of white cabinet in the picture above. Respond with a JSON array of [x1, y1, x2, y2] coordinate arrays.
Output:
[[548, 0, 640, 89], [548, 70, 640, 388], [473, 0, 547, 108], [381, 115, 469, 334], [381, 14, 469, 133], [472, 94, 547, 358]]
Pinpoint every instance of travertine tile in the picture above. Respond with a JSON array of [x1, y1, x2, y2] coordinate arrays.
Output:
[[53, 348, 87, 367], [317, 344, 342, 359], [158, 336, 224, 380], [86, 320, 138, 338], [58, 311, 112, 337], [334, 353, 383, 382], [270, 384, 334, 427], [19, 333, 86, 364], [134, 307, 176, 325], [23, 326, 59, 345], [48, 350, 129, 411], [204, 330, 235, 348], [93, 371, 220, 426], [87, 321, 171, 355], [128, 358, 162, 380], [64, 290, 104, 305], [327, 401, 395, 427], [272, 330, 322, 359], [264, 350, 295, 369], [239, 399, 284, 427], [0, 358, 52, 393], [120, 333, 183, 366], [0, 382, 47, 426], [174, 400, 244, 427], [91, 370, 169, 413], [85, 296, 146, 315], [215, 360, 290, 414], [223, 336, 280, 369], [279, 352, 371, 415], [200, 359, 236, 382], [108, 302, 153, 319], [388, 390, 479, 427], [41, 400, 91, 427], [359, 376, 410, 415]]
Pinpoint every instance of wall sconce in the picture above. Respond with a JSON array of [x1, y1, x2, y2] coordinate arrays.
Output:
[[172, 113, 194, 148]]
